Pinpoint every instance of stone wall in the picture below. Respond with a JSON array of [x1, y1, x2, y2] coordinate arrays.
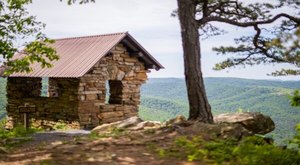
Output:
[[6, 78, 80, 128], [6, 43, 149, 129], [78, 43, 148, 128]]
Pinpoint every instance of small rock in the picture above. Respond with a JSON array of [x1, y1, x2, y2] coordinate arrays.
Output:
[[110, 153, 118, 160], [165, 115, 187, 126], [87, 157, 96, 162], [116, 116, 142, 129], [144, 121, 161, 127], [142, 153, 151, 156], [118, 156, 135, 163], [116, 70, 126, 80], [51, 141, 63, 147], [91, 146, 105, 151], [4, 116, 13, 130], [91, 121, 122, 133], [0, 147, 8, 154], [129, 121, 161, 131]]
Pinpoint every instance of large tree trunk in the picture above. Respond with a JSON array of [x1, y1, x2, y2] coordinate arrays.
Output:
[[177, 0, 213, 123]]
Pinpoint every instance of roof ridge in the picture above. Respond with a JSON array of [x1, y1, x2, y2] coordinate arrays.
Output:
[[54, 32, 128, 41]]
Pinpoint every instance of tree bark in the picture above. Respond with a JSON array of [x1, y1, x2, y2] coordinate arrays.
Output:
[[177, 0, 213, 123]]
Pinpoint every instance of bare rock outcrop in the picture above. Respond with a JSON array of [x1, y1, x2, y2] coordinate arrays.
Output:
[[92, 116, 161, 134], [91, 112, 275, 140], [214, 112, 275, 135]]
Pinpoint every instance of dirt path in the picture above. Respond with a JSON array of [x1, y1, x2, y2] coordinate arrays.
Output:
[[23, 130, 90, 147], [0, 130, 198, 165]]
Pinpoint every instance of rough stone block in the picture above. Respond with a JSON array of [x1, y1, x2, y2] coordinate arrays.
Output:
[[124, 58, 137, 63], [85, 94, 98, 100], [100, 111, 124, 119]]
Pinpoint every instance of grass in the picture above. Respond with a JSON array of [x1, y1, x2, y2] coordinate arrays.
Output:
[[0, 126, 39, 140], [53, 121, 68, 130], [0, 119, 41, 150], [155, 136, 300, 164], [89, 127, 127, 139]]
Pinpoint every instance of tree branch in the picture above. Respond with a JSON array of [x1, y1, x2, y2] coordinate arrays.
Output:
[[199, 13, 300, 27]]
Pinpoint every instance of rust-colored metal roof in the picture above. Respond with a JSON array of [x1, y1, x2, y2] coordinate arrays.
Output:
[[9, 32, 163, 78]]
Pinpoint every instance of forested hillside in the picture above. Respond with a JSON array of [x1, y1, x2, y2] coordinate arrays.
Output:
[[0, 77, 299, 144], [139, 78, 300, 144], [0, 78, 6, 119]]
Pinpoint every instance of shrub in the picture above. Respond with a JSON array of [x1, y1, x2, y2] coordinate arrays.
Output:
[[0, 126, 38, 140], [89, 127, 127, 139], [53, 121, 67, 130], [156, 135, 300, 164], [0, 126, 41, 149], [289, 124, 300, 151]]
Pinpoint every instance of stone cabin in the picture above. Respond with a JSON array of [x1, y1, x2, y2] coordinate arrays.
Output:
[[4, 32, 163, 129]]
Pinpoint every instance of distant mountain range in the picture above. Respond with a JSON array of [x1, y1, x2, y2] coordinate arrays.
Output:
[[0, 77, 299, 144], [139, 77, 300, 144]]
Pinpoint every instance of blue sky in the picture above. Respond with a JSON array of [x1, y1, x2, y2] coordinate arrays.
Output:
[[26, 0, 299, 80]]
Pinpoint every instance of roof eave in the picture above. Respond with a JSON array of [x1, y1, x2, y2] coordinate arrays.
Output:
[[123, 33, 164, 70]]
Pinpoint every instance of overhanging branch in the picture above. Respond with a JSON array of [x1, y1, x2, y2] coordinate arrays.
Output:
[[199, 13, 300, 27]]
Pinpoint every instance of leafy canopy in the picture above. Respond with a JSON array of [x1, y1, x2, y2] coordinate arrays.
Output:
[[0, 0, 59, 75], [62, 0, 95, 5], [175, 0, 300, 76]]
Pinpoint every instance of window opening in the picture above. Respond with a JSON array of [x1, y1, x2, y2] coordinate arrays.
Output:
[[41, 78, 49, 97], [105, 81, 109, 104], [105, 80, 123, 104]]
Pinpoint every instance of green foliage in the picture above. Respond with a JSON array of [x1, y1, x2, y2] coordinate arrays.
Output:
[[290, 124, 300, 150], [290, 90, 300, 107], [0, 126, 37, 140], [0, 117, 7, 129], [0, 126, 39, 149], [62, 0, 95, 5], [157, 136, 300, 164], [174, 136, 207, 162], [233, 138, 300, 165], [186, 1, 300, 75], [88, 131, 102, 139], [89, 127, 126, 139], [267, 27, 300, 76], [39, 159, 55, 165], [237, 108, 245, 113], [0, 0, 59, 75], [53, 121, 68, 130]]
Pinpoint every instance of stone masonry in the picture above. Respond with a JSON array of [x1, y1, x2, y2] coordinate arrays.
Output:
[[6, 78, 80, 129], [6, 43, 148, 129]]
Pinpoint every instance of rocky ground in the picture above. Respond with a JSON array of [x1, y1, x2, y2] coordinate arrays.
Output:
[[0, 127, 197, 165], [0, 112, 274, 165]]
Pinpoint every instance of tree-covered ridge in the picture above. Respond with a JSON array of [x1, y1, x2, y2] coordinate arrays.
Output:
[[140, 78, 300, 144]]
